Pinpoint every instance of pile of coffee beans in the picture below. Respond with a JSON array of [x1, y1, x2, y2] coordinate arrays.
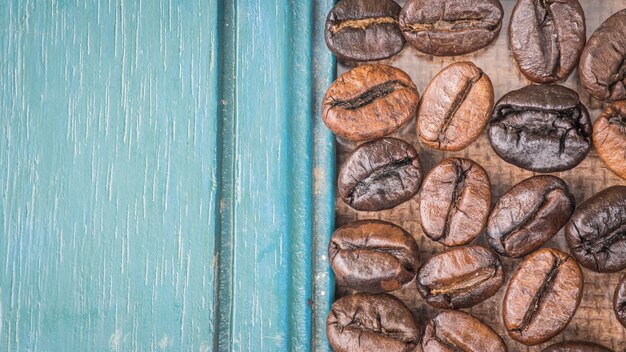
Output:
[[322, 0, 626, 351]]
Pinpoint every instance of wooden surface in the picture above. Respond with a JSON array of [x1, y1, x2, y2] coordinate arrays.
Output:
[[334, 1, 626, 351], [0, 0, 336, 351]]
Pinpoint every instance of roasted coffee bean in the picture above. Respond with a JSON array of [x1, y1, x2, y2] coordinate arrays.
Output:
[[509, 0, 586, 83], [322, 64, 420, 141], [419, 158, 491, 246], [503, 248, 583, 346], [614, 274, 626, 328], [565, 186, 626, 273], [399, 0, 503, 56], [593, 100, 626, 179], [579, 9, 626, 101], [542, 341, 614, 352], [422, 310, 507, 352], [338, 138, 422, 211], [488, 84, 592, 172], [416, 245, 503, 309], [487, 175, 575, 258], [324, 0, 404, 62], [329, 220, 419, 293], [417, 62, 494, 151], [327, 293, 419, 352]]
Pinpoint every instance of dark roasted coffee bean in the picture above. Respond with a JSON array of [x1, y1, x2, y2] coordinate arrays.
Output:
[[503, 248, 583, 346], [416, 245, 503, 309], [327, 293, 419, 352], [419, 158, 491, 246], [488, 84, 592, 172], [542, 341, 614, 352], [579, 9, 626, 101], [324, 0, 404, 62], [565, 186, 626, 273], [422, 310, 507, 352], [509, 0, 585, 83], [322, 64, 419, 141], [399, 0, 503, 56], [593, 100, 626, 179], [614, 274, 626, 328], [329, 220, 419, 293], [338, 138, 422, 211], [417, 62, 494, 151], [487, 175, 575, 258]]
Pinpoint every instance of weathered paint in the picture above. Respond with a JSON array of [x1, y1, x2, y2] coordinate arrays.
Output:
[[0, 0, 335, 351]]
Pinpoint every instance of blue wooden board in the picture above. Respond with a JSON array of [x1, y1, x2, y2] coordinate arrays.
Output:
[[0, 0, 335, 350]]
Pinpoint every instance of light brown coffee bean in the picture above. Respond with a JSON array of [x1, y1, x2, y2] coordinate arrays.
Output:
[[417, 61, 493, 151], [322, 64, 419, 141], [503, 248, 583, 345]]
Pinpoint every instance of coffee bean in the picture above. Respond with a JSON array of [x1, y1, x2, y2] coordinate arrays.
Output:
[[579, 9, 626, 101], [565, 186, 626, 273], [503, 248, 583, 345], [329, 220, 419, 293], [338, 138, 422, 211], [509, 0, 586, 83], [487, 175, 575, 258], [322, 64, 420, 141], [593, 100, 626, 179], [422, 310, 507, 352], [419, 157, 491, 246], [614, 274, 626, 328], [399, 0, 503, 56], [417, 62, 494, 151], [416, 245, 503, 309], [488, 84, 592, 172], [324, 0, 404, 62], [542, 341, 614, 352], [326, 293, 419, 352]]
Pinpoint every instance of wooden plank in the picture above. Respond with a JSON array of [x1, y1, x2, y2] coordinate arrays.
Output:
[[227, 1, 315, 350], [0, 0, 336, 350], [212, 0, 335, 350], [0, 1, 219, 350], [310, 0, 337, 351]]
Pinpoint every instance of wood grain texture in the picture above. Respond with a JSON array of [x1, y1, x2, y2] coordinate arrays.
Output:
[[311, 1, 336, 351], [0, 0, 336, 351], [333, 1, 626, 351], [1, 1, 219, 350]]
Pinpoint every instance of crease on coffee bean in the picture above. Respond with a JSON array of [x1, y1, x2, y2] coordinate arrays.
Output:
[[429, 320, 466, 351], [402, 18, 498, 33], [497, 186, 567, 251], [576, 222, 626, 271], [595, 114, 626, 156], [336, 308, 416, 345], [330, 80, 410, 110], [346, 157, 415, 206], [511, 252, 566, 334], [431, 70, 484, 147], [607, 114, 626, 132], [617, 295, 626, 317], [334, 240, 417, 272], [568, 220, 602, 271], [330, 17, 398, 34], [493, 105, 590, 154], [534, 0, 562, 78], [591, 44, 626, 98], [439, 160, 471, 239], [428, 266, 498, 297], [608, 55, 626, 97]]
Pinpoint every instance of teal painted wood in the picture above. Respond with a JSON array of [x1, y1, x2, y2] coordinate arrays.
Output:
[[217, 0, 335, 350], [311, 2, 336, 352], [0, 0, 335, 351], [1, 0, 216, 350]]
